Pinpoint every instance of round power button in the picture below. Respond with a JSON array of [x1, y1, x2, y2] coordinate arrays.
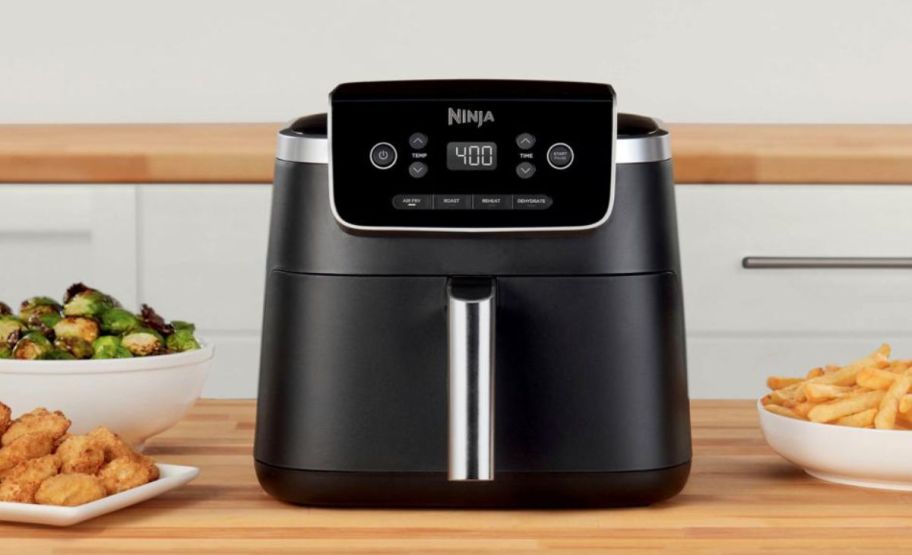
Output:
[[547, 143, 574, 170], [370, 142, 398, 169]]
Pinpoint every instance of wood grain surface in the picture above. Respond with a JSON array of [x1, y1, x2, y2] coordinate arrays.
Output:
[[1, 399, 911, 554], [1, 123, 911, 184]]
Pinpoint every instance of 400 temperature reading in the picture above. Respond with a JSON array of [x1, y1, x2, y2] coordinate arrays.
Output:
[[446, 142, 497, 171]]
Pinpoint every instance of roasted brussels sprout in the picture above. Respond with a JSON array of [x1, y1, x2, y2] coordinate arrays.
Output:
[[12, 332, 53, 360], [0, 316, 26, 345], [100, 308, 140, 335], [53, 316, 100, 344], [46, 349, 76, 360], [54, 336, 94, 359], [6, 285, 198, 359], [170, 320, 196, 333], [139, 304, 173, 336], [166, 329, 200, 353], [63, 284, 118, 318], [121, 328, 164, 357], [25, 311, 62, 340], [92, 336, 132, 359], [19, 297, 62, 322]]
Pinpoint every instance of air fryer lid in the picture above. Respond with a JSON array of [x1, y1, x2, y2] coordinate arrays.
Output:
[[329, 80, 617, 233]]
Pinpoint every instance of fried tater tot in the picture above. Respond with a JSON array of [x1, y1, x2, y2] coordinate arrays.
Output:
[[34, 473, 106, 506], [56, 435, 105, 475], [1, 408, 70, 446], [97, 455, 159, 495], [87, 426, 135, 462], [0, 402, 11, 437], [0, 433, 55, 475]]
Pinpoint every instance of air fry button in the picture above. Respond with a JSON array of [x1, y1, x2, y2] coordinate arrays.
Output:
[[392, 194, 432, 210], [370, 142, 397, 169]]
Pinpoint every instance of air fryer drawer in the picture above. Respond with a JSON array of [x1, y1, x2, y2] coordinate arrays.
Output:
[[255, 270, 690, 474], [677, 185, 912, 333]]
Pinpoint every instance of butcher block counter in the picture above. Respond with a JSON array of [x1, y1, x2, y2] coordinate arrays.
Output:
[[1, 400, 910, 554], [1, 123, 912, 184]]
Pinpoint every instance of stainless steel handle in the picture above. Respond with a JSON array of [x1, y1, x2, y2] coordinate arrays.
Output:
[[743, 257, 912, 269], [447, 278, 495, 482]]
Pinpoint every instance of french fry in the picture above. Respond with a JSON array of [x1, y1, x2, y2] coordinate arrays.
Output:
[[804, 383, 852, 402], [767, 376, 803, 390], [899, 394, 912, 414], [764, 404, 799, 419], [835, 408, 877, 428], [791, 401, 819, 419], [805, 367, 826, 379], [856, 367, 897, 390], [874, 373, 912, 430], [807, 390, 885, 423]]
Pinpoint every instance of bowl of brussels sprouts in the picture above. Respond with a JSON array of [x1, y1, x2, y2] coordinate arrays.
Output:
[[0, 284, 213, 448]]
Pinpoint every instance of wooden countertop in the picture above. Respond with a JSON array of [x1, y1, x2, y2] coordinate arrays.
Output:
[[2, 400, 911, 553], [1, 124, 911, 184]]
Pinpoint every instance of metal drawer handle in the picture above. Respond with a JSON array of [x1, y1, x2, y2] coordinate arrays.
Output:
[[447, 277, 495, 482], [743, 257, 912, 269]]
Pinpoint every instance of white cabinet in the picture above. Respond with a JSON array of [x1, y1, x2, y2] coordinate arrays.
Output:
[[3, 184, 910, 399], [677, 185, 912, 397]]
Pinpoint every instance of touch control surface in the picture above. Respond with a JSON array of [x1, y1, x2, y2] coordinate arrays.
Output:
[[330, 80, 615, 230]]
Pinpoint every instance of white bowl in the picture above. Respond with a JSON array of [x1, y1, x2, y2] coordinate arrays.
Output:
[[0, 344, 213, 449], [758, 399, 912, 491]]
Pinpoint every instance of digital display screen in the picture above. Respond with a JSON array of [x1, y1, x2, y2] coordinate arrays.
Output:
[[446, 142, 497, 171]]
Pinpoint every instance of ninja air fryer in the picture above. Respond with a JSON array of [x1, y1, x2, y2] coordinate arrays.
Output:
[[255, 80, 691, 507]]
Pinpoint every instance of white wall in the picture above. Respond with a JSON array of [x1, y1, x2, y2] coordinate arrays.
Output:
[[2, 0, 912, 124]]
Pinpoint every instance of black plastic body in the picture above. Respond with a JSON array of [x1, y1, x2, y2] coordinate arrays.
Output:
[[255, 111, 691, 507]]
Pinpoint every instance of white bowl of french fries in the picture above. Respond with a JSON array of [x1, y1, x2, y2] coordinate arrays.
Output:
[[759, 344, 912, 491]]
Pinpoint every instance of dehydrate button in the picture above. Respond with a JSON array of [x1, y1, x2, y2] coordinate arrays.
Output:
[[513, 194, 553, 210]]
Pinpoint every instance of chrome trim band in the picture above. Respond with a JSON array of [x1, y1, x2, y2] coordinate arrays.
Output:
[[275, 132, 670, 165], [276, 129, 329, 164]]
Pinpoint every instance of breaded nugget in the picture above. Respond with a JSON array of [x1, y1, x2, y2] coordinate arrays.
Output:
[[0, 479, 40, 503], [97, 455, 159, 495], [87, 426, 134, 462], [56, 435, 105, 474], [0, 454, 59, 504], [0, 433, 55, 475], [0, 454, 59, 483], [1, 408, 70, 446], [0, 402, 11, 437], [34, 473, 106, 506]]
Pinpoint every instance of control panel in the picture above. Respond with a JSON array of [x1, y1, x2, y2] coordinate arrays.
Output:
[[330, 80, 615, 230]]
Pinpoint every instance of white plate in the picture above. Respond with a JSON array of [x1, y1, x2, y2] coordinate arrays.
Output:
[[0, 463, 199, 526], [758, 399, 912, 491]]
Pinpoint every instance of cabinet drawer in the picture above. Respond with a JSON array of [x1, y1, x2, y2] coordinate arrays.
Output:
[[676, 185, 912, 333]]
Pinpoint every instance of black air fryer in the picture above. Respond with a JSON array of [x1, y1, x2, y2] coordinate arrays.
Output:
[[255, 80, 691, 507]]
